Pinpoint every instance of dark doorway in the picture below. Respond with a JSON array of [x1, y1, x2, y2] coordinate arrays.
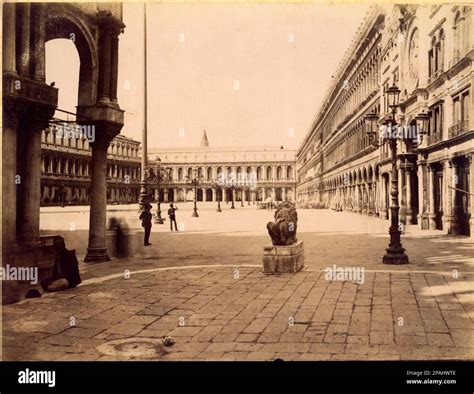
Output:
[[434, 167, 444, 230], [196, 188, 203, 202]]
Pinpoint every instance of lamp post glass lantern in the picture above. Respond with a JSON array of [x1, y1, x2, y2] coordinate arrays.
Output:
[[364, 84, 409, 265], [415, 112, 430, 145], [386, 84, 401, 109]]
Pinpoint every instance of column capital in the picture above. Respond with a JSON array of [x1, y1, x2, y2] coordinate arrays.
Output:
[[448, 158, 458, 168], [77, 103, 124, 149], [97, 10, 125, 36]]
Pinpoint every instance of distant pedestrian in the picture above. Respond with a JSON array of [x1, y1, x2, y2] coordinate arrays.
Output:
[[109, 217, 130, 257], [168, 203, 178, 231], [139, 204, 153, 246]]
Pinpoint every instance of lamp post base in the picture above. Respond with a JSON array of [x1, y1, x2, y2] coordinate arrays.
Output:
[[217, 207, 222, 212], [155, 216, 164, 224], [192, 209, 199, 217], [383, 248, 409, 265]]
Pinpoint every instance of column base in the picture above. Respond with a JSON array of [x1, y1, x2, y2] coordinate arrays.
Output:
[[447, 215, 462, 235], [420, 214, 429, 230], [19, 239, 42, 248], [405, 208, 414, 225], [380, 209, 388, 220], [263, 241, 304, 273], [399, 207, 407, 224], [428, 213, 437, 230], [383, 247, 409, 265], [84, 247, 110, 263]]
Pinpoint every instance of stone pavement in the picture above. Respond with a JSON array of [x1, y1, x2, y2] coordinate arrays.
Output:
[[3, 265, 473, 361], [2, 207, 473, 361]]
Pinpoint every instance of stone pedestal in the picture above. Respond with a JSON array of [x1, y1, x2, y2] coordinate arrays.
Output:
[[263, 241, 304, 274]]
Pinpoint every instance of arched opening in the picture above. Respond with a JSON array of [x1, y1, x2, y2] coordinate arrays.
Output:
[[45, 14, 97, 108], [186, 189, 193, 201], [275, 188, 283, 201], [245, 189, 251, 201], [168, 188, 175, 202], [265, 188, 272, 200], [196, 188, 203, 202], [266, 167, 272, 180], [206, 188, 213, 201]]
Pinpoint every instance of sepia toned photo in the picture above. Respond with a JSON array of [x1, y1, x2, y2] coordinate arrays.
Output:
[[1, 0, 473, 375]]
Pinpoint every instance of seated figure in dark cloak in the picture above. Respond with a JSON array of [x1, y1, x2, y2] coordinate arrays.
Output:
[[41, 236, 82, 292]]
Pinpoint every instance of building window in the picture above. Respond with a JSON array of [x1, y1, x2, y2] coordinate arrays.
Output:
[[455, 12, 462, 53], [428, 102, 444, 143], [429, 29, 444, 78], [453, 89, 470, 124]]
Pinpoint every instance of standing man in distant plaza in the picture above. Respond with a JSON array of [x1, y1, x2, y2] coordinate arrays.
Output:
[[168, 203, 178, 231], [139, 204, 153, 246]]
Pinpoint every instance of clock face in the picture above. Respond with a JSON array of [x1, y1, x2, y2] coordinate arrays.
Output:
[[408, 29, 419, 84]]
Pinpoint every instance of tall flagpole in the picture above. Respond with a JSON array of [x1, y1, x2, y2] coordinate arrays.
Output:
[[139, 2, 148, 211]]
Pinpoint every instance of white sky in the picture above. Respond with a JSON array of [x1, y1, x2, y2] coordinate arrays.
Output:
[[46, 3, 370, 150]]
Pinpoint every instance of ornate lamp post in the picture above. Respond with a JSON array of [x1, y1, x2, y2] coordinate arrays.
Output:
[[147, 158, 172, 224], [187, 169, 203, 217], [364, 85, 429, 264], [230, 184, 236, 209], [213, 181, 222, 212]]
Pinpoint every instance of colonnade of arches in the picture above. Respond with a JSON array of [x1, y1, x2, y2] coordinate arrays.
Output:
[[150, 186, 295, 203], [170, 164, 295, 182]]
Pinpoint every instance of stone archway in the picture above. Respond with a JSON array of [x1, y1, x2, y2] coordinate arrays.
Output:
[[2, 3, 125, 268]]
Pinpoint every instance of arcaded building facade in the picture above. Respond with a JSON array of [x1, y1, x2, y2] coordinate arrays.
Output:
[[296, 4, 473, 237], [40, 121, 141, 205], [148, 132, 297, 204]]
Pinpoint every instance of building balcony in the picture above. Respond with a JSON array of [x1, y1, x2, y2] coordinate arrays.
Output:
[[449, 44, 474, 69], [448, 120, 470, 139], [41, 172, 91, 180], [380, 150, 390, 160], [427, 132, 443, 146], [427, 67, 444, 84]]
